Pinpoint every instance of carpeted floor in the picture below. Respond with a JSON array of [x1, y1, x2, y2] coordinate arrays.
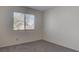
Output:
[[0, 40, 77, 52]]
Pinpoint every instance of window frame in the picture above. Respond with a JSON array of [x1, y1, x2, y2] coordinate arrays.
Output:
[[13, 12, 35, 31]]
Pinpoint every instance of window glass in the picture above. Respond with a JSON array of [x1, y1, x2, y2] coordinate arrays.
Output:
[[25, 14, 35, 30], [13, 12, 35, 30], [13, 12, 24, 30]]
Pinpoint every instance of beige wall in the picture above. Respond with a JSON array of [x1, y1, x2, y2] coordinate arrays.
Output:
[[43, 7, 79, 51], [0, 6, 43, 47]]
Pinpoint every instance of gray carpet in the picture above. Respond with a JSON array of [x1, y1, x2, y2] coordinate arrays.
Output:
[[0, 40, 77, 52]]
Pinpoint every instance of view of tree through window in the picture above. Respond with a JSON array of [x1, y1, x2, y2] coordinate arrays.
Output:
[[13, 12, 35, 30]]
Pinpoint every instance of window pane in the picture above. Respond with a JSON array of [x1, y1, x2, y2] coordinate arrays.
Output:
[[13, 12, 24, 30], [25, 14, 35, 30]]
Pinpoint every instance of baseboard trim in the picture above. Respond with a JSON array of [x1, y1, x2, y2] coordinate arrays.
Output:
[[42, 39, 78, 52], [0, 39, 78, 52], [0, 39, 42, 48]]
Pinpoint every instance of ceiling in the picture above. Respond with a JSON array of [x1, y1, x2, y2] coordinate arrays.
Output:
[[28, 6, 55, 11]]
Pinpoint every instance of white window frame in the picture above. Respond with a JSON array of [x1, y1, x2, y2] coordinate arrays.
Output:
[[13, 12, 35, 30]]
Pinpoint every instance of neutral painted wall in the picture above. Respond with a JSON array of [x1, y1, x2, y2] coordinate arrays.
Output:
[[43, 7, 79, 51], [0, 6, 43, 47]]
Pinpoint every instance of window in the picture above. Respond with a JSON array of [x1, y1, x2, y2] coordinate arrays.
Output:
[[13, 12, 24, 30], [13, 12, 35, 30], [25, 14, 35, 30]]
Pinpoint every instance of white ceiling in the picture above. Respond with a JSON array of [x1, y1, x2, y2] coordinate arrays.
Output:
[[28, 6, 55, 11]]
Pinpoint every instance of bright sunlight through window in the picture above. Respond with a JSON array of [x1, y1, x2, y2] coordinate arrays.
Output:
[[13, 12, 35, 30]]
